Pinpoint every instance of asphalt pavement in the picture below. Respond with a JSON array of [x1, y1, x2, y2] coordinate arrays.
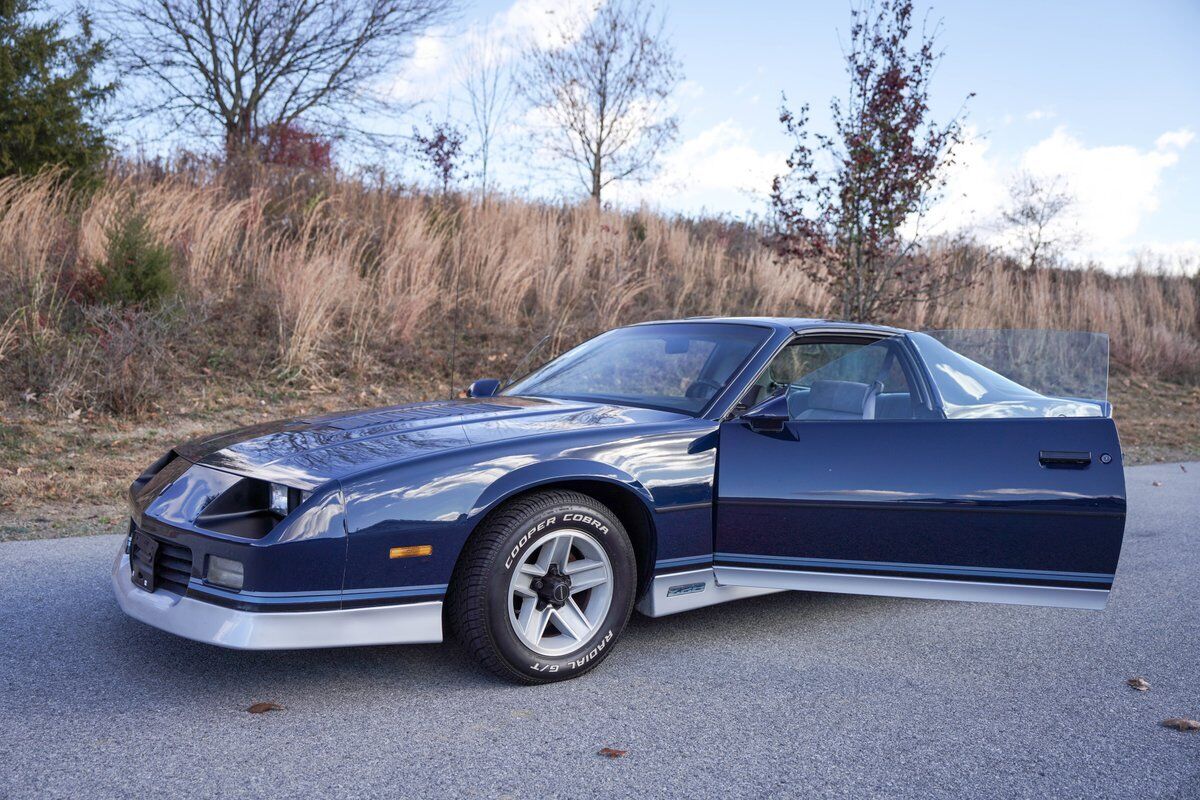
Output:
[[1, 462, 1197, 799]]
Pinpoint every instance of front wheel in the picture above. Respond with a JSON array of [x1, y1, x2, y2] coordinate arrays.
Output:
[[447, 490, 637, 683]]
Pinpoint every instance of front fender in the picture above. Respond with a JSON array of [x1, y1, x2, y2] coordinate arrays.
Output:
[[470, 458, 654, 519], [338, 422, 717, 598]]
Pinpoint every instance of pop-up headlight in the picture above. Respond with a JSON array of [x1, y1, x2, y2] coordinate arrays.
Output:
[[269, 483, 290, 517], [268, 483, 312, 517], [207, 556, 244, 590]]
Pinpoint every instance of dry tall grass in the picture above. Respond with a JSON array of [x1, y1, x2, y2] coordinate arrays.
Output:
[[1, 166, 1197, 415]]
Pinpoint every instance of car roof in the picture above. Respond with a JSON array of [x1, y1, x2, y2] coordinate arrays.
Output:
[[629, 316, 911, 336]]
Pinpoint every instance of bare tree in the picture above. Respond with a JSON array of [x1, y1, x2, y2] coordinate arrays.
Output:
[[769, 0, 972, 321], [1002, 172, 1078, 270], [102, 0, 457, 158], [457, 28, 513, 195], [518, 0, 680, 204]]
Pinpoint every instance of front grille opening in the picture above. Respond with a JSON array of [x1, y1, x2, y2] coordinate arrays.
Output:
[[130, 530, 193, 595], [194, 478, 282, 539]]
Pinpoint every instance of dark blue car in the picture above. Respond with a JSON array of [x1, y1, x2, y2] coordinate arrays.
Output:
[[113, 318, 1126, 683]]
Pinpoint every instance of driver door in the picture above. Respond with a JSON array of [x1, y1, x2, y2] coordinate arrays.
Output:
[[713, 331, 1126, 610]]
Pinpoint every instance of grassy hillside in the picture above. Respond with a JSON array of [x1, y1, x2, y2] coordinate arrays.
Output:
[[1, 164, 1197, 539]]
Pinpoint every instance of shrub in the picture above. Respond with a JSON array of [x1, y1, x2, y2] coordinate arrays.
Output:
[[81, 305, 175, 415], [259, 122, 333, 170], [40, 305, 176, 416], [97, 208, 176, 306]]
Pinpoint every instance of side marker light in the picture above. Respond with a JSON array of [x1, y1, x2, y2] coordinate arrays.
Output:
[[389, 545, 433, 559]]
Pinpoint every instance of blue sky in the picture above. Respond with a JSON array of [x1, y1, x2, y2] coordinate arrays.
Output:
[[388, 0, 1198, 269], [98, 0, 1199, 269]]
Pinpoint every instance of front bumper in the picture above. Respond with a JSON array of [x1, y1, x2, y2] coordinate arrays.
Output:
[[111, 551, 443, 650]]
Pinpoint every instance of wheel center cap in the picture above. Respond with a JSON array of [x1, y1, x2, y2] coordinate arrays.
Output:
[[532, 564, 571, 609]]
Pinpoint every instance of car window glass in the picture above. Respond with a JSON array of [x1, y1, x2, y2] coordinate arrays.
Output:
[[760, 339, 915, 421], [537, 337, 716, 397], [908, 331, 1108, 419], [766, 343, 861, 387], [504, 323, 769, 415]]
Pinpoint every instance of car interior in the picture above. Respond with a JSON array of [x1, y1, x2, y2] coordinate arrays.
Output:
[[745, 336, 920, 421]]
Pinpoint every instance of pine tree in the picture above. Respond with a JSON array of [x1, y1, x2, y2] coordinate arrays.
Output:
[[0, 0, 113, 185]]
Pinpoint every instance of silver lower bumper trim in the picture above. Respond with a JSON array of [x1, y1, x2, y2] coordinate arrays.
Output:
[[714, 565, 1109, 610], [112, 551, 443, 649]]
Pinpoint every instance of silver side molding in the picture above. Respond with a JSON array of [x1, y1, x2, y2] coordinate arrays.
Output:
[[637, 568, 781, 617], [714, 566, 1110, 611]]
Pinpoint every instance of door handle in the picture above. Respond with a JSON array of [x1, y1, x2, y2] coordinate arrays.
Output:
[[1039, 450, 1091, 467]]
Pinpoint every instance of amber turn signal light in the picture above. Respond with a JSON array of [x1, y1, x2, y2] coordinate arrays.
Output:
[[389, 545, 433, 559]]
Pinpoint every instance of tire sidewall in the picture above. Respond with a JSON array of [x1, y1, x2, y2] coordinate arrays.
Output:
[[485, 501, 635, 680]]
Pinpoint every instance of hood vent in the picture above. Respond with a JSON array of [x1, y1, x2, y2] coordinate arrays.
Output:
[[308, 401, 516, 431]]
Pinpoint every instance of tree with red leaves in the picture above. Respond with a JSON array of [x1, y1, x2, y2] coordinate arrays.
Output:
[[412, 116, 467, 195], [259, 123, 333, 171], [769, 0, 972, 321]]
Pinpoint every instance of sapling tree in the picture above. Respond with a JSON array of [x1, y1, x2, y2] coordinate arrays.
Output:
[[769, 0, 972, 320], [412, 116, 467, 194]]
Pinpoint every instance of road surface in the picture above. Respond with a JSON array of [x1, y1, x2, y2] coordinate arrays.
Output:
[[1, 462, 1197, 798]]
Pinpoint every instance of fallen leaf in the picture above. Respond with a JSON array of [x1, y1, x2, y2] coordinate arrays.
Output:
[[1161, 718, 1200, 732], [1126, 677, 1150, 691], [247, 702, 283, 714], [598, 747, 628, 759], [67, 408, 81, 421], [1151, 481, 1162, 487]]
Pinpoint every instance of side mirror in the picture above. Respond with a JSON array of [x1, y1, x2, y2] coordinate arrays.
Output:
[[741, 394, 790, 432], [467, 378, 501, 398]]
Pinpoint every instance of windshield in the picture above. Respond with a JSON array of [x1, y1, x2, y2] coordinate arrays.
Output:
[[503, 323, 770, 414]]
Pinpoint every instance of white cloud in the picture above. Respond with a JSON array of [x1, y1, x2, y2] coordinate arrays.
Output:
[[932, 125, 1193, 267], [927, 124, 1007, 233], [496, 0, 596, 50], [1021, 126, 1184, 252], [1155, 128, 1195, 151], [610, 120, 786, 214], [387, 30, 456, 103], [387, 0, 598, 104], [1024, 108, 1055, 121]]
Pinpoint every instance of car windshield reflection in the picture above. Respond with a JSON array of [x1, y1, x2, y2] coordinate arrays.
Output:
[[503, 323, 771, 416]]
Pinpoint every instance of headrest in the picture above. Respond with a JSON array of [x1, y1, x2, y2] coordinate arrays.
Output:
[[807, 380, 870, 414]]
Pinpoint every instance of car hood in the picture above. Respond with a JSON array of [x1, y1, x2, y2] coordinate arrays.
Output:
[[174, 396, 689, 489]]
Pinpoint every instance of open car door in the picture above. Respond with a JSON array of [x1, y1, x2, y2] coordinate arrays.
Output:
[[713, 329, 1127, 610]]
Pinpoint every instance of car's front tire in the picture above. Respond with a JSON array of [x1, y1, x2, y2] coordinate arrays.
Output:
[[447, 490, 636, 684]]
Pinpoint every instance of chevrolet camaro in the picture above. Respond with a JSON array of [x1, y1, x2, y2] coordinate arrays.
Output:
[[113, 318, 1126, 683]]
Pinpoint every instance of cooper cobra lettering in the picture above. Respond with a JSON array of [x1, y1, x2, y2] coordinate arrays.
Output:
[[504, 515, 557, 568]]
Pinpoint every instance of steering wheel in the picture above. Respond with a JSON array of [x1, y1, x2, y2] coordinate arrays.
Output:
[[687, 378, 724, 400], [763, 364, 792, 398]]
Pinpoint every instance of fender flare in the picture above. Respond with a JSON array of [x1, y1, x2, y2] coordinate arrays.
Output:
[[469, 458, 656, 521], [462, 458, 661, 596]]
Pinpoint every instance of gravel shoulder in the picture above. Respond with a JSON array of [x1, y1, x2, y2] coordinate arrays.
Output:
[[0, 462, 1197, 799]]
